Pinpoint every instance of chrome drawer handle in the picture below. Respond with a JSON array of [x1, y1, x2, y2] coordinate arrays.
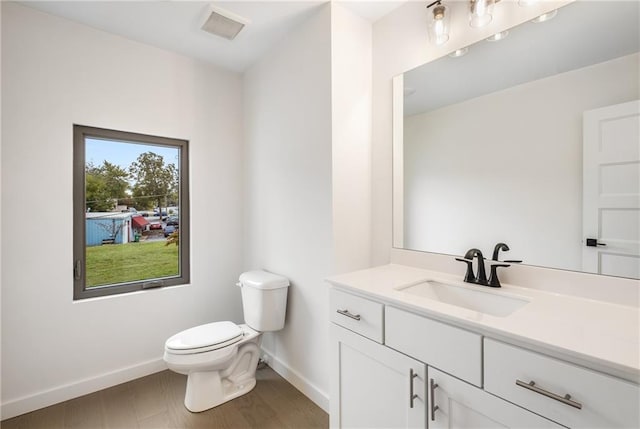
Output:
[[516, 379, 582, 410], [336, 309, 361, 321], [430, 378, 439, 421], [409, 369, 418, 408]]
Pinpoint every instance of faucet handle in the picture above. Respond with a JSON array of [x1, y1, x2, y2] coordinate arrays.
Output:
[[464, 248, 483, 260], [488, 263, 510, 288], [455, 258, 476, 283], [503, 259, 522, 264]]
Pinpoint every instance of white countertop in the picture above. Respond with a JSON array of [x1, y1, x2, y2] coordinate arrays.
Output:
[[326, 264, 640, 384]]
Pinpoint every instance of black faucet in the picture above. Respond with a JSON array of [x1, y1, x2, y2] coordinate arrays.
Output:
[[455, 248, 487, 286], [492, 243, 509, 261], [456, 244, 522, 288], [487, 242, 522, 287]]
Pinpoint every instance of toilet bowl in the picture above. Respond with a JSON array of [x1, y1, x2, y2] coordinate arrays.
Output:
[[164, 321, 262, 412], [163, 270, 289, 412]]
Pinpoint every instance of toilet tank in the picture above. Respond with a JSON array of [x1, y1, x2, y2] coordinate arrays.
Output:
[[238, 270, 289, 332]]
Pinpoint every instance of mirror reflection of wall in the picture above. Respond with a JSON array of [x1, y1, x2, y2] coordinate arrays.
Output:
[[397, 1, 640, 279]]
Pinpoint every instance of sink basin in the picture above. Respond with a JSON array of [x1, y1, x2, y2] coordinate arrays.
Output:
[[395, 280, 529, 317]]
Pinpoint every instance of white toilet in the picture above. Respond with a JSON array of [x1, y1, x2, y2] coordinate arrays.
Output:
[[163, 270, 289, 412]]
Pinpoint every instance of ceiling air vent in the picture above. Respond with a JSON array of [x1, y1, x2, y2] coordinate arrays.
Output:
[[201, 5, 250, 41]]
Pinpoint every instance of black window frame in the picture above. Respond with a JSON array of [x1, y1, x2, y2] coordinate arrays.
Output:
[[73, 125, 190, 300]]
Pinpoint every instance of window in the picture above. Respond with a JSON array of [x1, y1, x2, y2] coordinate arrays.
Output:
[[73, 125, 190, 299]]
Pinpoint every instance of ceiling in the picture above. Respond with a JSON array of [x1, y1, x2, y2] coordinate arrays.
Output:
[[403, 0, 640, 116], [19, 1, 405, 73]]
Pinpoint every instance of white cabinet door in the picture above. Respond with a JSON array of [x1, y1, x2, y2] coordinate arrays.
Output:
[[330, 324, 426, 429], [428, 367, 562, 429]]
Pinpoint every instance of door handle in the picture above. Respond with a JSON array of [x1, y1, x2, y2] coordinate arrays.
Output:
[[585, 238, 606, 247]]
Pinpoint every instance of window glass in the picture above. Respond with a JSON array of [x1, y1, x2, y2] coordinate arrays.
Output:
[[73, 126, 189, 299]]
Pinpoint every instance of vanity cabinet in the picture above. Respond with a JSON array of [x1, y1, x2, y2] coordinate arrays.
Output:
[[330, 287, 640, 429]]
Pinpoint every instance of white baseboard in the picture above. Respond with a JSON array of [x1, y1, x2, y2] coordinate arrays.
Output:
[[2, 352, 330, 421], [261, 348, 329, 413], [1, 358, 167, 420]]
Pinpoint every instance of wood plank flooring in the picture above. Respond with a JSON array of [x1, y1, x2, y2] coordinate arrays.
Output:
[[1, 365, 328, 429]]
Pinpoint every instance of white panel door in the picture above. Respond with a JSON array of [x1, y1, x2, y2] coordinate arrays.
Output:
[[330, 324, 426, 429], [583, 100, 640, 278], [428, 367, 562, 429]]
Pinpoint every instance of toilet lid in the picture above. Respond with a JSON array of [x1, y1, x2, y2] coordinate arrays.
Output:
[[165, 321, 243, 352]]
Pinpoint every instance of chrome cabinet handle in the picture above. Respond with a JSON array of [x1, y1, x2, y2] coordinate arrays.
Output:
[[430, 378, 439, 421], [336, 309, 361, 321], [409, 369, 418, 408], [516, 379, 582, 410]]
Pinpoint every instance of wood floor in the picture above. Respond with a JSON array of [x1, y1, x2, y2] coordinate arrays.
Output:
[[1, 365, 328, 429]]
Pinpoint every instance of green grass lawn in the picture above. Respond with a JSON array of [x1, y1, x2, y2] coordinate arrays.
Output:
[[86, 240, 179, 287]]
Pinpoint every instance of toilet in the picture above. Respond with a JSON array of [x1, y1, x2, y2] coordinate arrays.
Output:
[[163, 270, 289, 412]]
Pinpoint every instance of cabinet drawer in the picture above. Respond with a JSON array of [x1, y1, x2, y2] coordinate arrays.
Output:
[[385, 306, 482, 386], [330, 289, 383, 343], [429, 367, 561, 428], [484, 338, 640, 428]]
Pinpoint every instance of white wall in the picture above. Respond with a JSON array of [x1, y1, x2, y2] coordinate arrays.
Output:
[[403, 54, 639, 272], [1, 3, 244, 418], [331, 4, 372, 276], [243, 3, 334, 410], [0, 2, 3, 409], [243, 3, 372, 411]]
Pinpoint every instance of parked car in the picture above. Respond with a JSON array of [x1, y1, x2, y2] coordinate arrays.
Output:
[[149, 222, 162, 230], [166, 216, 179, 226], [164, 225, 176, 237]]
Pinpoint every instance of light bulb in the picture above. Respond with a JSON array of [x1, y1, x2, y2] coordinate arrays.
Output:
[[486, 31, 508, 42], [469, 0, 494, 28], [449, 47, 469, 58], [428, 2, 450, 45], [531, 9, 558, 23]]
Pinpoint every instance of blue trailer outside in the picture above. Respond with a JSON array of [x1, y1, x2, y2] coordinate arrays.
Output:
[[86, 213, 132, 246]]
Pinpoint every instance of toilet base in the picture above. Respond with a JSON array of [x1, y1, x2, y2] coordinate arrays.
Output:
[[183, 339, 261, 412]]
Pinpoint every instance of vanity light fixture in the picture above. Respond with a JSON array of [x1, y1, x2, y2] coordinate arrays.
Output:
[[427, 0, 451, 45], [486, 30, 508, 42], [449, 47, 469, 58], [469, 0, 495, 28], [531, 9, 558, 23]]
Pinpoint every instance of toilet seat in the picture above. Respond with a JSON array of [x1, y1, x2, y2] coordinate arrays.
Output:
[[165, 321, 243, 355]]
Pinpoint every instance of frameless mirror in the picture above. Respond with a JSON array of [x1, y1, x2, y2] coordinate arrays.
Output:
[[393, 1, 640, 279]]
